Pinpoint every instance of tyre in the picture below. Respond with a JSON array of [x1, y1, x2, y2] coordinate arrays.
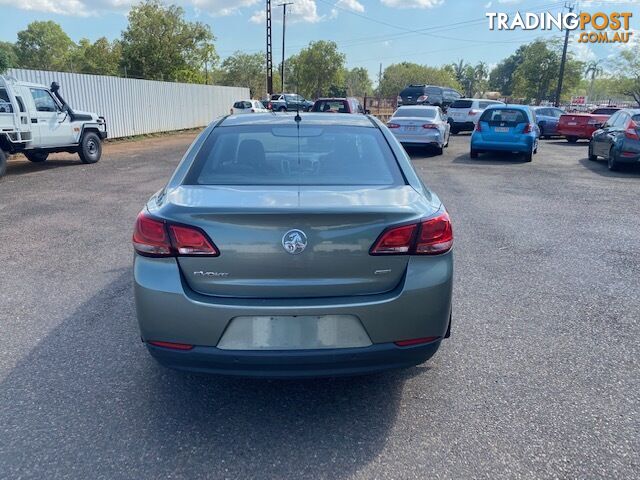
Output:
[[434, 145, 444, 155], [470, 149, 478, 159], [566, 136, 578, 143], [0, 149, 7, 178], [278, 106, 287, 112], [451, 127, 459, 135], [538, 124, 546, 139], [78, 132, 102, 164], [588, 142, 598, 161], [25, 151, 48, 163], [524, 148, 533, 162], [607, 147, 619, 171]]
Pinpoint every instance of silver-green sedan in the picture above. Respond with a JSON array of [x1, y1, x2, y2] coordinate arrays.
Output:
[[133, 112, 453, 377]]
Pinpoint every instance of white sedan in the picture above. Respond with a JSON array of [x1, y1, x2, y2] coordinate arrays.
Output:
[[387, 105, 450, 155], [231, 100, 269, 114]]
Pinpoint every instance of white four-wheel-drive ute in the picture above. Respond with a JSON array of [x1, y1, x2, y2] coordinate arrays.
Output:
[[0, 75, 107, 178]]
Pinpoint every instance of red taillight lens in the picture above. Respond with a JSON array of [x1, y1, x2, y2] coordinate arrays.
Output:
[[148, 341, 194, 350], [416, 95, 428, 102], [415, 211, 453, 254], [370, 224, 417, 254], [475, 122, 482, 132], [133, 212, 219, 257], [387, 122, 400, 129], [169, 224, 218, 256], [468, 109, 479, 116], [370, 211, 453, 256], [422, 123, 438, 129], [523, 123, 533, 134], [132, 213, 172, 257], [395, 336, 440, 347], [625, 121, 640, 140]]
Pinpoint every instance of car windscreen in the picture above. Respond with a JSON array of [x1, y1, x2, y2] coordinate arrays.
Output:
[[592, 108, 618, 115], [185, 125, 405, 186], [393, 109, 436, 118], [450, 100, 473, 109], [480, 108, 528, 125], [312, 100, 349, 113]]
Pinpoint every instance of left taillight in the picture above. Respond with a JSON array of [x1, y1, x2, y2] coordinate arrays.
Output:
[[523, 123, 533, 134], [370, 211, 453, 256], [133, 212, 218, 257], [422, 123, 438, 129], [387, 122, 401, 129]]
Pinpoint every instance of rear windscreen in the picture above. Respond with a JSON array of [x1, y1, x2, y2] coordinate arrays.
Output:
[[400, 87, 425, 96], [480, 109, 528, 124], [312, 100, 349, 113], [450, 100, 473, 109], [592, 108, 618, 115], [393, 108, 436, 118], [185, 125, 405, 186]]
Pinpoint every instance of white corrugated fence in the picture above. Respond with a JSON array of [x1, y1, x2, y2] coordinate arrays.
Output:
[[7, 68, 249, 138]]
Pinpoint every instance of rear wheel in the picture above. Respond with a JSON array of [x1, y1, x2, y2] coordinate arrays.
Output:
[[434, 145, 444, 155], [278, 106, 287, 112], [78, 132, 102, 164], [588, 142, 598, 161], [607, 147, 619, 171], [0, 149, 7, 178], [524, 148, 533, 162], [470, 149, 478, 159], [538, 123, 546, 139], [566, 136, 578, 143], [25, 151, 48, 163], [451, 127, 459, 135]]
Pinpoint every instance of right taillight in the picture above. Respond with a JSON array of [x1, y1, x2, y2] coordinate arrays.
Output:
[[370, 211, 453, 256], [133, 212, 219, 257], [387, 122, 401, 129], [416, 95, 429, 103], [475, 122, 482, 132], [625, 121, 640, 140]]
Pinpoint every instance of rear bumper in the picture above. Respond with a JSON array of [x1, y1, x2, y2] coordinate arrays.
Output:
[[392, 132, 444, 146], [449, 121, 475, 131], [471, 134, 534, 152], [557, 127, 594, 139], [134, 254, 453, 376], [147, 340, 441, 378]]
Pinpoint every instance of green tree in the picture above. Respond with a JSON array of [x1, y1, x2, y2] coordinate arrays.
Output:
[[219, 51, 267, 98], [0, 42, 17, 73], [121, 0, 217, 82], [614, 48, 640, 106], [288, 41, 346, 98], [377, 62, 461, 97], [584, 60, 604, 100], [16, 21, 74, 71], [344, 67, 372, 97], [71, 38, 122, 76], [489, 45, 526, 96]]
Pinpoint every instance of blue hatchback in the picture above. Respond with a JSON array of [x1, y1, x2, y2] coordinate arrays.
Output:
[[470, 105, 540, 162]]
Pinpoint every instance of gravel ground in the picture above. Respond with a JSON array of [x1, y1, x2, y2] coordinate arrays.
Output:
[[1, 131, 638, 479]]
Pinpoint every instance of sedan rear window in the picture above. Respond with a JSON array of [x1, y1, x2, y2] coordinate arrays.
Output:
[[480, 108, 528, 124], [185, 125, 405, 186], [312, 100, 349, 113], [592, 108, 619, 115], [393, 108, 436, 118], [450, 100, 473, 109]]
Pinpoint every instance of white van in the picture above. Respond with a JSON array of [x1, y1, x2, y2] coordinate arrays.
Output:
[[447, 98, 505, 134]]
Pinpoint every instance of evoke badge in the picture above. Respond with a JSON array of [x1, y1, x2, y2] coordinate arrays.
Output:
[[282, 229, 307, 255], [193, 271, 229, 277]]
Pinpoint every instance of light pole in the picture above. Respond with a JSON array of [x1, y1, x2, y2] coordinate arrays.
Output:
[[555, 3, 575, 107], [278, 2, 294, 93]]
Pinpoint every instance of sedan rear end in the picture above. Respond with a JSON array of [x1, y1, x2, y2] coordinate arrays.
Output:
[[387, 106, 450, 154], [133, 113, 453, 377]]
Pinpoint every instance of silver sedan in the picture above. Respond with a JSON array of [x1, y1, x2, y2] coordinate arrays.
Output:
[[387, 105, 451, 155]]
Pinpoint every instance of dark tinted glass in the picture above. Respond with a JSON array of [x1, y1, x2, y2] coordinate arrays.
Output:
[[186, 125, 405, 186], [425, 87, 441, 94], [311, 100, 349, 113], [480, 108, 528, 124], [393, 108, 436, 118], [400, 86, 426, 96], [450, 100, 473, 109], [592, 108, 619, 115]]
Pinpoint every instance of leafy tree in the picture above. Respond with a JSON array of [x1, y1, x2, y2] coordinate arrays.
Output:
[[344, 67, 372, 97], [489, 45, 526, 96], [0, 42, 17, 73], [377, 62, 461, 97], [614, 49, 640, 106], [121, 0, 217, 82], [219, 51, 268, 98], [15, 21, 74, 71], [584, 60, 604, 100], [71, 38, 122, 76], [287, 41, 346, 98]]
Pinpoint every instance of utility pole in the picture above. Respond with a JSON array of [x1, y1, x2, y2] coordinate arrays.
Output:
[[278, 2, 294, 93], [266, 0, 273, 95], [555, 3, 575, 107]]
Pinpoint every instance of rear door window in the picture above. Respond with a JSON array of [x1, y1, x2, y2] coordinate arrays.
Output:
[[450, 100, 473, 109], [186, 125, 405, 187], [478, 101, 500, 109], [480, 109, 528, 125], [592, 108, 619, 115]]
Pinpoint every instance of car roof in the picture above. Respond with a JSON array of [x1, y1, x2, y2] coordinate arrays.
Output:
[[484, 104, 531, 110], [396, 105, 439, 110], [220, 112, 374, 127]]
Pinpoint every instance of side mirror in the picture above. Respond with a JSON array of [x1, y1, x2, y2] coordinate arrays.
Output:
[[365, 109, 371, 115]]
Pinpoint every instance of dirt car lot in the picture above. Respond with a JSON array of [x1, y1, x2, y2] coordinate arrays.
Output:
[[1, 132, 638, 479]]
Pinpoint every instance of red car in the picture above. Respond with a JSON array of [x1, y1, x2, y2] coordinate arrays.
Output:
[[557, 107, 620, 143]]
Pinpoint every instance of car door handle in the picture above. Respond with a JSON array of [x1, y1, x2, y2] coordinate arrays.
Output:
[[31, 118, 38, 124]]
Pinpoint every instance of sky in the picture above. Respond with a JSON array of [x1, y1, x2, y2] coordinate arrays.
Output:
[[1, 0, 639, 81]]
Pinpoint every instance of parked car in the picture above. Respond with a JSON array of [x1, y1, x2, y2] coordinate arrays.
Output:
[[557, 107, 620, 143], [132, 112, 453, 377], [470, 105, 540, 162], [311, 97, 364, 114], [267, 93, 314, 112], [0, 75, 107, 178], [447, 98, 504, 134], [532, 106, 565, 138], [397, 85, 461, 109], [588, 108, 640, 171], [387, 105, 450, 155], [231, 100, 268, 114]]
